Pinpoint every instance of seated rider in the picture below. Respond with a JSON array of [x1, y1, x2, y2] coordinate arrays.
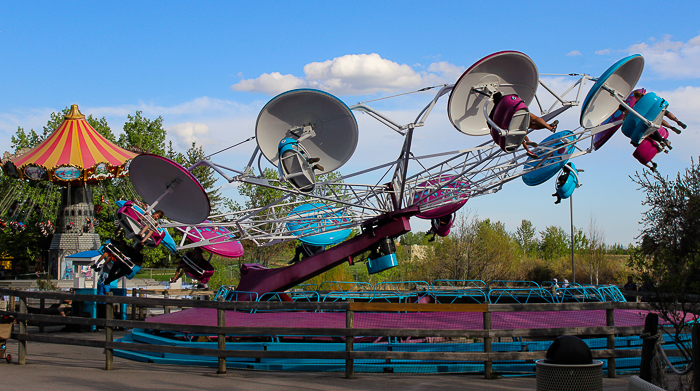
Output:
[[92, 238, 127, 272], [490, 92, 559, 159], [621, 90, 686, 150], [552, 164, 573, 204], [523, 115, 558, 158], [170, 247, 210, 288], [632, 90, 686, 134], [138, 210, 164, 245], [426, 214, 453, 242], [171, 247, 203, 282], [643, 160, 658, 172], [288, 243, 324, 264], [307, 157, 323, 172], [103, 242, 144, 285]]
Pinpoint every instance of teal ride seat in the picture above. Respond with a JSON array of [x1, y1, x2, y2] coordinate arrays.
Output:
[[286, 203, 351, 247], [522, 130, 576, 186], [621, 92, 668, 146], [555, 163, 579, 200], [367, 253, 398, 275]]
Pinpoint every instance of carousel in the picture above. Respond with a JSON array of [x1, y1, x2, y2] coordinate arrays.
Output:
[[3, 104, 136, 281]]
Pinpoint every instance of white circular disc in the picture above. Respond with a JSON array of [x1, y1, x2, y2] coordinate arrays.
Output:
[[448, 51, 539, 136], [255, 89, 358, 174], [129, 154, 210, 224]]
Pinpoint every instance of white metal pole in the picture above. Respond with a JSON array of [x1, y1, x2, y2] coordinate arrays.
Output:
[[570, 195, 575, 283]]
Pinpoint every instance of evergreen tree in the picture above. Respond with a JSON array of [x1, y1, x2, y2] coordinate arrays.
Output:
[[182, 142, 222, 213], [118, 111, 166, 156]]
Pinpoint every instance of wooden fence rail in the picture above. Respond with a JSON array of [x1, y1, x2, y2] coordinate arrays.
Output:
[[0, 288, 666, 379]]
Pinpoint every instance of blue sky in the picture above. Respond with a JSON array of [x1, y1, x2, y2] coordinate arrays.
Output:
[[1, 1, 699, 246]]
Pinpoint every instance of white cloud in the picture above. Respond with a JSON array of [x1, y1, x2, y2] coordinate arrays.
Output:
[[231, 72, 306, 95], [567, 50, 582, 56], [231, 53, 463, 96], [627, 34, 700, 79], [426, 61, 465, 82], [166, 122, 210, 149], [595, 49, 611, 55], [87, 97, 257, 119]]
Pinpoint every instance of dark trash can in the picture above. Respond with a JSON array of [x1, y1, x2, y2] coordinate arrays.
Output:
[[536, 335, 603, 391]]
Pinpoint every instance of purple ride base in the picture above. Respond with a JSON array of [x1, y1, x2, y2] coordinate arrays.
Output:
[[146, 307, 685, 330], [235, 211, 413, 297]]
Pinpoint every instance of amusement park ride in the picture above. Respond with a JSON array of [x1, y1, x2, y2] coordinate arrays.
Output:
[[2, 52, 683, 297]]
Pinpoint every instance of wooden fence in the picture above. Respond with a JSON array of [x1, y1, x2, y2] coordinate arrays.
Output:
[[0, 288, 677, 379]]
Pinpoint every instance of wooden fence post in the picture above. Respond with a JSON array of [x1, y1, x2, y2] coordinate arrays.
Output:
[[139, 289, 146, 319], [217, 296, 226, 374], [130, 289, 136, 320], [345, 299, 354, 379], [105, 292, 114, 370], [640, 312, 658, 382], [18, 294, 27, 365], [483, 310, 492, 379], [606, 307, 616, 378], [8, 290, 15, 314], [39, 298, 45, 333], [163, 292, 170, 314]]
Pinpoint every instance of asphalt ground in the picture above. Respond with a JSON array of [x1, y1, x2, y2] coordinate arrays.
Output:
[[0, 325, 679, 391]]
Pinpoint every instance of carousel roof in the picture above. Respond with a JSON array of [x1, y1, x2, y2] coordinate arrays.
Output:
[[9, 104, 137, 183]]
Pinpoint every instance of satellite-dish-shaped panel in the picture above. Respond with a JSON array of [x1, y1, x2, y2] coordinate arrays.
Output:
[[256, 89, 358, 174], [593, 89, 644, 150], [129, 154, 210, 224], [448, 51, 539, 136], [580, 55, 644, 128]]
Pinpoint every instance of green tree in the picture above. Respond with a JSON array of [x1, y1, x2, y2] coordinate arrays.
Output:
[[236, 168, 295, 266], [399, 231, 430, 246], [181, 142, 223, 213], [629, 159, 700, 305], [627, 159, 700, 386], [426, 213, 516, 282], [10, 127, 43, 152], [514, 219, 538, 256], [538, 226, 569, 261], [581, 218, 606, 285], [118, 111, 166, 155]]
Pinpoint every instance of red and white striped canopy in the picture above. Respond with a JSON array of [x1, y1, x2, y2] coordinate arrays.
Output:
[[9, 104, 137, 183]]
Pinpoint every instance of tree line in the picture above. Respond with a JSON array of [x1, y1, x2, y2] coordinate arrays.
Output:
[[382, 213, 634, 287]]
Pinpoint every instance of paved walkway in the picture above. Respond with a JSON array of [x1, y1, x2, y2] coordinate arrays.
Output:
[[0, 326, 676, 391]]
